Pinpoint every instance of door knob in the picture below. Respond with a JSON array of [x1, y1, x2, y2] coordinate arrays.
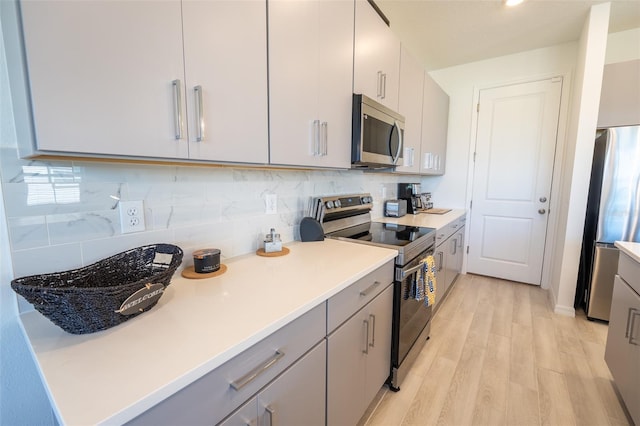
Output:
[[538, 208, 546, 214], [539, 197, 547, 202]]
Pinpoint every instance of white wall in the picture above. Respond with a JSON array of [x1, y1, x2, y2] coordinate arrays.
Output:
[[426, 43, 578, 210], [549, 3, 610, 315], [428, 42, 578, 287]]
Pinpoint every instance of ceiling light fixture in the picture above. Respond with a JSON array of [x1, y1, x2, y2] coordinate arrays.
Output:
[[505, 0, 525, 6]]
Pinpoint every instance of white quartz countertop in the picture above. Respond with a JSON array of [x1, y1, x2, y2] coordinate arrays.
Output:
[[615, 241, 640, 263], [18, 239, 397, 425], [376, 208, 467, 229]]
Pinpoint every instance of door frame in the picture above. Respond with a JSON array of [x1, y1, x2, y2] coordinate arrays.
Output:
[[463, 71, 573, 290]]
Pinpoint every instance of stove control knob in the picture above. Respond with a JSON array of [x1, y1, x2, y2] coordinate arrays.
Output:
[[364, 196, 372, 204], [334, 200, 341, 208], [325, 201, 334, 209]]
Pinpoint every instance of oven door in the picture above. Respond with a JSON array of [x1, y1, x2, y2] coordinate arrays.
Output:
[[392, 247, 434, 368]]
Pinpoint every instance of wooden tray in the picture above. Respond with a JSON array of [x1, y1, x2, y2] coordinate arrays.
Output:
[[256, 247, 290, 257], [181, 264, 227, 279]]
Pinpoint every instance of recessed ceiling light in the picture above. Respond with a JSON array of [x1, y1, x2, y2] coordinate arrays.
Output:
[[505, 0, 525, 6]]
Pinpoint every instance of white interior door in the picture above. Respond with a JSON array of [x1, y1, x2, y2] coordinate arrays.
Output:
[[467, 78, 562, 285]]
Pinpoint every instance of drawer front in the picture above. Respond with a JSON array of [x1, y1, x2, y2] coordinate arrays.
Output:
[[327, 261, 393, 333], [618, 252, 640, 296], [435, 215, 466, 246], [127, 303, 326, 426]]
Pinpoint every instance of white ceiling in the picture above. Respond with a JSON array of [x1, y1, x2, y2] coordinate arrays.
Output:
[[375, 0, 640, 70]]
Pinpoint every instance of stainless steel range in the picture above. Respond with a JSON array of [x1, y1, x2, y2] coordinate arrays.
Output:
[[310, 193, 436, 391]]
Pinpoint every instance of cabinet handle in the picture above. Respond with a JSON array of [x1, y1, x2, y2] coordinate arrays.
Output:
[[360, 280, 380, 297], [229, 350, 284, 391], [628, 308, 640, 346], [265, 405, 276, 426], [172, 79, 183, 140], [377, 71, 383, 98], [363, 319, 370, 354], [390, 120, 403, 165], [194, 85, 205, 142], [369, 314, 376, 348], [452, 238, 457, 255], [321, 121, 328, 156], [437, 251, 444, 272], [381, 73, 387, 99], [311, 120, 320, 156]]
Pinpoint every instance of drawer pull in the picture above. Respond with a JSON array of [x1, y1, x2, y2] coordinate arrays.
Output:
[[265, 405, 276, 426], [363, 319, 370, 354], [360, 281, 381, 297], [628, 308, 640, 346], [230, 350, 284, 391], [369, 314, 376, 348]]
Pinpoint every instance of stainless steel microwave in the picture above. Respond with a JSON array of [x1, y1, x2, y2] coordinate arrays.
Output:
[[351, 94, 405, 169]]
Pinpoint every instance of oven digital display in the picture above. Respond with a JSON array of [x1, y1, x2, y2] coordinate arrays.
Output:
[[339, 197, 362, 207]]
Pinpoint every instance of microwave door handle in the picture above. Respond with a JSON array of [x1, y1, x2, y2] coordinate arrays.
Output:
[[391, 120, 403, 165]]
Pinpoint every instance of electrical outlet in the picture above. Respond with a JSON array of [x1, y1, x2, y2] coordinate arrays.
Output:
[[265, 193, 277, 214], [119, 200, 146, 234]]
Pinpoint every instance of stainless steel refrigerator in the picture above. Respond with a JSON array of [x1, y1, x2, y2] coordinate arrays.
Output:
[[576, 125, 640, 321]]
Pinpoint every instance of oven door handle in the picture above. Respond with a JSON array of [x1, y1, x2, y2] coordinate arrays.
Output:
[[396, 262, 425, 281]]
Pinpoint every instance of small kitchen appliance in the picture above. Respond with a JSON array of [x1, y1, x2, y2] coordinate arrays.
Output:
[[351, 94, 405, 170], [398, 183, 422, 214], [310, 193, 436, 391], [384, 199, 407, 217]]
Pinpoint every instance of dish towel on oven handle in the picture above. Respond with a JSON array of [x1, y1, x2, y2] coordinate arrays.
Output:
[[424, 255, 436, 307], [403, 255, 437, 306]]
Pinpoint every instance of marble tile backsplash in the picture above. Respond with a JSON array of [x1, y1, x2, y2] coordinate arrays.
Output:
[[2, 150, 415, 281]]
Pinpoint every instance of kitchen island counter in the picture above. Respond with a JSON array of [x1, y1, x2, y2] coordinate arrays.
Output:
[[18, 239, 397, 425]]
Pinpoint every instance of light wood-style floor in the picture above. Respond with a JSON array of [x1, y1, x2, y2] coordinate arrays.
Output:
[[362, 273, 633, 426]]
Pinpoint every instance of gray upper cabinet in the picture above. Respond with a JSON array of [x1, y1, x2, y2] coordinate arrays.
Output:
[[354, 0, 401, 111], [420, 71, 449, 175], [268, 0, 353, 169], [598, 59, 640, 128], [396, 46, 425, 174], [4, 0, 268, 164]]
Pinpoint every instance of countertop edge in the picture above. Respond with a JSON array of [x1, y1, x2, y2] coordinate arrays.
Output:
[[615, 241, 640, 263]]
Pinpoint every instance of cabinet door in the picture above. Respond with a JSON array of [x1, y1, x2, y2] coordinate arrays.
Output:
[[219, 399, 258, 426], [443, 235, 457, 293], [363, 284, 393, 407], [268, 0, 353, 168], [395, 46, 425, 174], [354, 0, 401, 110], [434, 247, 446, 306], [453, 227, 465, 276], [605, 276, 640, 424], [420, 72, 449, 175], [19, 0, 189, 159], [257, 341, 326, 426], [327, 307, 368, 426], [182, 1, 268, 164]]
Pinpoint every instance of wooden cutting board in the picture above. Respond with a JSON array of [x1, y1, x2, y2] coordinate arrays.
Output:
[[424, 208, 451, 215]]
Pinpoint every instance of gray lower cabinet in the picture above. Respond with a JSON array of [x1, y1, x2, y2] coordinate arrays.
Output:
[[434, 218, 465, 307], [327, 283, 393, 426], [220, 340, 326, 426], [605, 252, 640, 425], [126, 303, 326, 426]]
